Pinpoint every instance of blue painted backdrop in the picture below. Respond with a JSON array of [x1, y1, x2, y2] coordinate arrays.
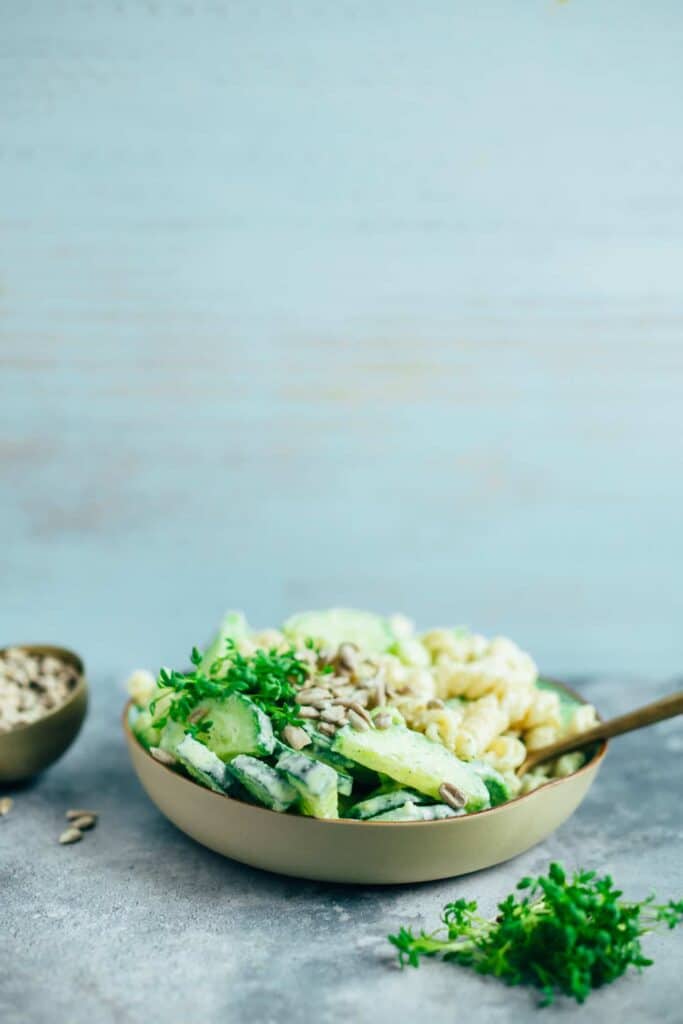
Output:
[[2, 1, 682, 679]]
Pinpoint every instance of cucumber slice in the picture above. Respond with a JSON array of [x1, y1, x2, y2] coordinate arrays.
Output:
[[175, 734, 232, 793], [228, 755, 297, 812], [158, 719, 187, 755], [370, 801, 464, 822], [201, 694, 275, 761], [131, 707, 162, 750], [274, 740, 354, 797], [200, 610, 249, 674], [305, 729, 377, 785], [282, 608, 394, 653], [348, 788, 428, 820], [469, 760, 511, 807], [333, 724, 490, 811], [277, 750, 339, 819]]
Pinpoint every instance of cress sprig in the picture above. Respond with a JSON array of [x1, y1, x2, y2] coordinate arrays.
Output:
[[150, 639, 309, 736], [389, 862, 683, 1006]]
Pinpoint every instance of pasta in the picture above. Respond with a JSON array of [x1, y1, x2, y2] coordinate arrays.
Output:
[[381, 626, 598, 797]]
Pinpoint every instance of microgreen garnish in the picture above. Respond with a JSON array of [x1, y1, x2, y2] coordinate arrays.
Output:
[[389, 863, 683, 1006], [150, 639, 309, 735]]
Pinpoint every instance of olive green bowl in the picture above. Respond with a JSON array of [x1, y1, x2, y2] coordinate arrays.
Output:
[[0, 645, 88, 783], [124, 679, 607, 884]]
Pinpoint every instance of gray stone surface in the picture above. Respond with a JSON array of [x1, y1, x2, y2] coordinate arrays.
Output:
[[2, 674, 681, 1023]]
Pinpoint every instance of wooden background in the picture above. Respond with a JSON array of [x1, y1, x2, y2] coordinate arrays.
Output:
[[2, 1, 682, 678]]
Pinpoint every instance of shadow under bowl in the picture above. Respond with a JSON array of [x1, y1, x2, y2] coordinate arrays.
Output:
[[0, 645, 88, 783], [123, 679, 607, 885]]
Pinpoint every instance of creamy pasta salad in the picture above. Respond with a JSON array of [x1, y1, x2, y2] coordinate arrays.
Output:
[[127, 609, 598, 821]]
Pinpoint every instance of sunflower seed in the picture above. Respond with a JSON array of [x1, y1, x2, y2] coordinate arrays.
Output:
[[298, 705, 320, 719], [70, 814, 96, 831], [337, 643, 359, 672], [348, 701, 372, 724], [317, 722, 337, 737], [439, 782, 466, 810], [427, 698, 445, 710], [374, 713, 393, 730], [150, 747, 176, 766], [282, 725, 311, 750], [320, 705, 346, 724], [188, 705, 209, 724], [295, 687, 330, 705], [66, 808, 98, 821], [59, 827, 83, 845], [370, 676, 386, 708], [348, 709, 370, 731], [0, 797, 13, 817]]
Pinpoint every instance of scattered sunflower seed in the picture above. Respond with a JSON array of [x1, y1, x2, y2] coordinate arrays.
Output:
[[337, 643, 359, 672], [150, 747, 177, 766], [317, 721, 337, 738], [59, 827, 83, 845], [439, 782, 466, 810], [66, 808, 98, 821], [0, 796, 13, 817], [374, 713, 393, 730], [427, 698, 445, 710], [348, 701, 372, 724], [348, 708, 371, 732], [70, 814, 96, 831], [188, 705, 209, 724], [298, 705, 320, 719], [320, 705, 346, 724], [282, 724, 311, 750]]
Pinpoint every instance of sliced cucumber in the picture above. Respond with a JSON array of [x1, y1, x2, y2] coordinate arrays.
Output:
[[469, 760, 511, 807], [175, 734, 232, 794], [370, 801, 464, 822], [158, 719, 187, 756], [277, 750, 339, 819], [274, 739, 354, 797], [201, 694, 275, 761], [305, 729, 377, 785], [228, 755, 297, 812], [333, 724, 490, 811], [282, 608, 394, 653], [348, 788, 428, 820], [131, 707, 162, 750], [200, 610, 249, 674]]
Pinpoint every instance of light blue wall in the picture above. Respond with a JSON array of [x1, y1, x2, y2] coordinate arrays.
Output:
[[2, 1, 682, 679]]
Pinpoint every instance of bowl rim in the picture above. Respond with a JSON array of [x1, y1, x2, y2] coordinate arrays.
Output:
[[0, 644, 87, 739], [123, 676, 608, 827]]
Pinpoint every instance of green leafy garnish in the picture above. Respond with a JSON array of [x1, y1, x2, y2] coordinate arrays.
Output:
[[389, 862, 683, 1006], [150, 640, 309, 735]]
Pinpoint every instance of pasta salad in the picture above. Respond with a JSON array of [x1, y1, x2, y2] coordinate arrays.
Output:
[[127, 609, 599, 820]]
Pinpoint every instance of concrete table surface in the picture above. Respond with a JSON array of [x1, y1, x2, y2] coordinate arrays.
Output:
[[2, 673, 681, 1023]]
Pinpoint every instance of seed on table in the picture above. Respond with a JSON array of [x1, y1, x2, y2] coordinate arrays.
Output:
[[439, 782, 466, 810], [150, 747, 176, 766], [282, 725, 311, 750], [348, 709, 370, 732], [317, 722, 337, 738], [374, 713, 393, 730], [66, 808, 98, 821], [0, 797, 13, 817], [70, 814, 96, 831], [59, 827, 83, 845]]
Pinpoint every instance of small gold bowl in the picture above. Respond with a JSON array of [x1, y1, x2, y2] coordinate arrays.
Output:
[[0, 645, 88, 783], [123, 679, 607, 884]]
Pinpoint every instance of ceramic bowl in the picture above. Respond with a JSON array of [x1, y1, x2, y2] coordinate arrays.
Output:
[[124, 679, 607, 884], [0, 645, 88, 783]]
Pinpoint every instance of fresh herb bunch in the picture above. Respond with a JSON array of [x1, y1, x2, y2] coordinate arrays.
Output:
[[150, 639, 309, 735], [389, 862, 683, 1006]]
